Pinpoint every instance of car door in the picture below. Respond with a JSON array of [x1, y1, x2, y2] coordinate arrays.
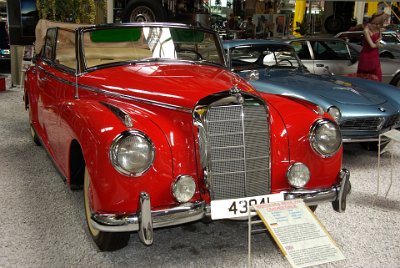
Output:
[[36, 28, 59, 150], [36, 28, 67, 165], [290, 40, 314, 72], [308, 39, 358, 76]]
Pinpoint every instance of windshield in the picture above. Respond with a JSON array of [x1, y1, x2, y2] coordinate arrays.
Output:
[[82, 25, 225, 69], [229, 44, 301, 71]]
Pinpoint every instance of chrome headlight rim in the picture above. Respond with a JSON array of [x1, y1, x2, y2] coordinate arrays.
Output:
[[109, 130, 155, 177], [327, 106, 341, 123], [286, 162, 310, 188], [172, 175, 196, 203], [309, 119, 342, 158]]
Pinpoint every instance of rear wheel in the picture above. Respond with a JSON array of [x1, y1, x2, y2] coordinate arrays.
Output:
[[30, 125, 41, 146], [124, 0, 166, 22], [84, 167, 130, 251], [27, 101, 41, 146], [360, 141, 389, 152]]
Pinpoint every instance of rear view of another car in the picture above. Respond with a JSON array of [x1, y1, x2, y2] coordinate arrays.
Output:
[[0, 20, 10, 73]]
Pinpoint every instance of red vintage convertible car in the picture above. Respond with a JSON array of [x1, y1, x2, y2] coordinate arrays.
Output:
[[24, 20, 350, 251]]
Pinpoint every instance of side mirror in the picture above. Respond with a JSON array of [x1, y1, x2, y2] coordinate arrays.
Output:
[[324, 66, 334, 76], [349, 56, 358, 64], [245, 70, 260, 81]]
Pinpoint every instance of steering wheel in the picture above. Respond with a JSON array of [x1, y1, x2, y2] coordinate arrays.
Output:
[[277, 59, 293, 66], [177, 49, 203, 60]]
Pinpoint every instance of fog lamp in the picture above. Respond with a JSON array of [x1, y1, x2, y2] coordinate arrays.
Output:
[[287, 163, 310, 188], [172, 175, 196, 203]]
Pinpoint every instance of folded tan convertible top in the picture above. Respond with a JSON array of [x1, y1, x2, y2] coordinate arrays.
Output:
[[35, 19, 91, 54]]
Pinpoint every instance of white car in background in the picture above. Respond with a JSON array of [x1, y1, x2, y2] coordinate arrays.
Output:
[[287, 37, 400, 87]]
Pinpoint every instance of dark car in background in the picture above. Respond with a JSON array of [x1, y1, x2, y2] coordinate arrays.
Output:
[[0, 20, 10, 73]]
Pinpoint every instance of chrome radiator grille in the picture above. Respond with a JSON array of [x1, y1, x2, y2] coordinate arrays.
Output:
[[205, 104, 271, 200], [341, 115, 400, 131]]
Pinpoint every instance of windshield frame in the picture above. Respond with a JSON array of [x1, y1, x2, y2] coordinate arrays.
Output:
[[77, 23, 227, 74], [227, 43, 303, 72]]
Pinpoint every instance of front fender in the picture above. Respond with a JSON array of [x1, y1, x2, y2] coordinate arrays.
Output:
[[264, 94, 343, 190], [62, 98, 178, 213]]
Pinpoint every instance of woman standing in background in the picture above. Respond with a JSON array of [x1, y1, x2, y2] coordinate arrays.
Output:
[[356, 12, 389, 81]]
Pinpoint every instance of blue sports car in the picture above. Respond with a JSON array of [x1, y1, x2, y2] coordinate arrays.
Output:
[[224, 39, 400, 149]]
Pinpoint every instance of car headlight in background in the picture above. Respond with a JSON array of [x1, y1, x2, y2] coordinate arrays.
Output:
[[309, 119, 342, 157], [172, 175, 196, 203], [327, 106, 341, 123], [286, 162, 310, 188], [110, 131, 155, 176]]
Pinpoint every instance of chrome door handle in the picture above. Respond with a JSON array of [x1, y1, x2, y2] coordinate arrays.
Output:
[[38, 76, 48, 82], [316, 63, 324, 67]]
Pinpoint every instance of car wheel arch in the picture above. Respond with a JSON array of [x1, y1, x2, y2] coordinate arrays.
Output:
[[69, 139, 85, 190], [380, 51, 394, 59], [390, 72, 400, 87]]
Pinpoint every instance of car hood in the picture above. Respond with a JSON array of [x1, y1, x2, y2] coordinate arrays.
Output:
[[251, 69, 388, 106], [79, 63, 257, 110]]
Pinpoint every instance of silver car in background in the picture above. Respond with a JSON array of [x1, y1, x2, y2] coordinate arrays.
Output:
[[287, 37, 400, 87], [335, 31, 400, 59]]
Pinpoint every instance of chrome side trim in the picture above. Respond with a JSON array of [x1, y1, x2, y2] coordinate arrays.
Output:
[[343, 136, 390, 143], [79, 83, 192, 113], [100, 102, 133, 128], [36, 64, 76, 87], [90, 200, 206, 233], [36, 63, 192, 113]]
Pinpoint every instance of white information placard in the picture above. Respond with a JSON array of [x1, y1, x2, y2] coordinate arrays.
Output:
[[254, 199, 345, 268]]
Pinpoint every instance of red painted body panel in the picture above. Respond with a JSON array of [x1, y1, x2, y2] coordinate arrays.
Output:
[[25, 58, 343, 215]]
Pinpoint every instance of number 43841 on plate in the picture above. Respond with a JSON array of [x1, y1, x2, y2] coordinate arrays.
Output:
[[211, 193, 284, 220]]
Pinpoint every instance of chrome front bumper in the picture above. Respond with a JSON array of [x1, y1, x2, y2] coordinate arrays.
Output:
[[284, 168, 351, 212], [90, 168, 350, 245]]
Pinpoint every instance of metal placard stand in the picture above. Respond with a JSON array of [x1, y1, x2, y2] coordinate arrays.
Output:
[[377, 129, 400, 202], [248, 206, 266, 268]]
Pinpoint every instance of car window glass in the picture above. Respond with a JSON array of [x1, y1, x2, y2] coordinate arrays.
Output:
[[82, 26, 224, 69], [382, 34, 399, 44], [43, 28, 57, 61], [55, 29, 76, 70], [290, 41, 311, 59], [230, 44, 300, 70], [312, 40, 348, 60]]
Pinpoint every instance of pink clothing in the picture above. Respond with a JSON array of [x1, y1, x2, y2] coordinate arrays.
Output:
[[357, 31, 382, 81]]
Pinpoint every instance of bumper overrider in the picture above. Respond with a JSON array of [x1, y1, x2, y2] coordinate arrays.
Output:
[[90, 168, 350, 245]]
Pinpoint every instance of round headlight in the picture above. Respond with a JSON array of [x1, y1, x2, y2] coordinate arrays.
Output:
[[110, 131, 155, 176], [327, 106, 341, 123], [310, 119, 342, 157], [287, 163, 310, 188], [172, 175, 196, 203]]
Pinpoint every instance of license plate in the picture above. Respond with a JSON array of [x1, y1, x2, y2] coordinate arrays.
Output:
[[211, 193, 284, 220]]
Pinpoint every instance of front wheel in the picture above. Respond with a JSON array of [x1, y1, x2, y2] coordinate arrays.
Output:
[[84, 167, 130, 251]]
